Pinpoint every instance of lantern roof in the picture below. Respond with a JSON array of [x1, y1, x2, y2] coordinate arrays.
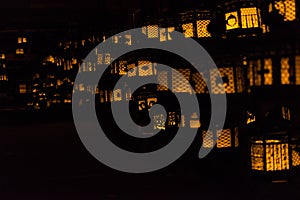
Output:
[[247, 104, 294, 136]]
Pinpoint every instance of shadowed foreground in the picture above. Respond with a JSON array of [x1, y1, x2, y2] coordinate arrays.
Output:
[[1, 111, 300, 199]]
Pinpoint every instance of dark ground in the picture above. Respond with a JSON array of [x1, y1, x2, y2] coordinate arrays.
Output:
[[1, 110, 300, 199]]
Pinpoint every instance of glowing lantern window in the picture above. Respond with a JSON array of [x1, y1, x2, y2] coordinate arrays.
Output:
[[264, 58, 273, 85], [281, 58, 290, 85], [97, 53, 103, 65], [226, 12, 239, 30], [157, 71, 168, 91], [118, 60, 127, 75], [192, 72, 207, 94], [210, 67, 235, 94], [138, 61, 153, 76], [172, 68, 192, 94], [159, 28, 167, 42], [217, 129, 232, 148], [105, 53, 111, 65], [167, 112, 179, 127], [249, 60, 262, 86], [113, 89, 122, 102], [190, 112, 201, 129], [19, 84, 27, 94], [182, 23, 194, 38], [147, 25, 159, 38], [273, 0, 296, 21], [295, 56, 300, 85], [196, 20, 211, 38], [16, 48, 24, 55], [167, 27, 175, 40], [202, 130, 214, 148], [153, 114, 166, 130], [240, 7, 259, 29], [127, 63, 137, 77], [0, 54, 5, 59], [124, 34, 132, 46]]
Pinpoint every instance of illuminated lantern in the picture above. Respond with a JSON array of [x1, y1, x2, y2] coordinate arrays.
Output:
[[223, 0, 268, 36], [179, 10, 212, 38], [248, 106, 300, 181], [201, 126, 240, 149]]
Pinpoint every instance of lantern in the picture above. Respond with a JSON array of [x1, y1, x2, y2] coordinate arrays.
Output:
[[248, 106, 300, 180], [223, 0, 267, 36], [179, 10, 212, 38]]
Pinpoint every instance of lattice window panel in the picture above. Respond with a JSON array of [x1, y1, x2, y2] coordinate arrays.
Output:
[[105, 53, 111, 64], [167, 27, 175, 40], [274, 0, 296, 21], [168, 112, 179, 126], [118, 60, 127, 75], [189, 112, 201, 129], [202, 130, 214, 148], [292, 148, 300, 167], [147, 25, 159, 38], [240, 7, 259, 28], [124, 34, 132, 46], [251, 144, 264, 170], [138, 100, 146, 110], [197, 20, 211, 38], [97, 53, 103, 65], [248, 62, 254, 87], [153, 114, 166, 130], [281, 57, 290, 85], [249, 60, 262, 86], [157, 71, 168, 91], [234, 128, 239, 147], [138, 61, 153, 76], [182, 23, 194, 37], [127, 63, 137, 77], [225, 11, 239, 30], [236, 67, 245, 93], [181, 115, 185, 128], [264, 58, 273, 85], [172, 68, 192, 93], [100, 90, 112, 103], [266, 143, 289, 171], [142, 26, 147, 35], [296, 56, 300, 85], [211, 68, 235, 94], [217, 129, 232, 148], [192, 72, 207, 94], [147, 98, 157, 109], [160, 28, 167, 42], [113, 89, 122, 101]]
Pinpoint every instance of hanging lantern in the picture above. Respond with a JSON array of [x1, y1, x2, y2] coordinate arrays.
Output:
[[248, 105, 300, 181], [223, 0, 268, 36]]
